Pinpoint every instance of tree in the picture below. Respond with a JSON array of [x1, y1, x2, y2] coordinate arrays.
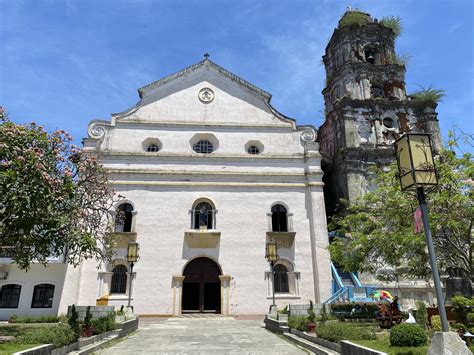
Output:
[[328, 137, 473, 281], [0, 107, 119, 269]]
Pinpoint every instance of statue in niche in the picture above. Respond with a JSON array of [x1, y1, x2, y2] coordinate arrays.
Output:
[[199, 205, 208, 227]]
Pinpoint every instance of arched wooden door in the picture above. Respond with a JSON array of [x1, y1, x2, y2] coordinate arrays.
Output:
[[182, 257, 221, 313]]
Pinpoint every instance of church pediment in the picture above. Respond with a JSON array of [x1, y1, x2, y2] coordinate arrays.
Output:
[[111, 59, 295, 128]]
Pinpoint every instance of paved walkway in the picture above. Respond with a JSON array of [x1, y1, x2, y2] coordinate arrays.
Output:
[[97, 317, 306, 354]]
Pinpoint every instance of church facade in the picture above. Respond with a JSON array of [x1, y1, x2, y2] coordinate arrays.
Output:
[[1, 58, 332, 318]]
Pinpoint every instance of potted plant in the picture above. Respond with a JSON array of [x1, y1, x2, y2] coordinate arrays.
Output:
[[277, 305, 289, 322], [81, 306, 94, 337], [115, 305, 126, 322], [306, 301, 316, 333]]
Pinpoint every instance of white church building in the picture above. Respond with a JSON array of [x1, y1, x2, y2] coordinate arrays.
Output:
[[0, 58, 332, 318]]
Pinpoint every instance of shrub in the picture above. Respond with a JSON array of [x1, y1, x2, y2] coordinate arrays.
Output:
[[316, 322, 376, 343], [390, 324, 427, 347], [411, 85, 445, 104], [467, 312, 474, 325], [277, 305, 288, 315], [320, 304, 328, 325], [288, 316, 309, 331], [116, 305, 125, 316], [415, 301, 428, 329], [68, 304, 80, 339], [307, 301, 316, 323], [17, 324, 77, 349], [9, 315, 60, 323], [430, 315, 445, 331], [338, 11, 370, 28], [92, 312, 116, 335], [380, 16, 403, 37], [84, 306, 93, 328]]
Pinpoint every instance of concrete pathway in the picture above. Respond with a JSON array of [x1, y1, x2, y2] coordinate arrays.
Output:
[[97, 317, 306, 354]]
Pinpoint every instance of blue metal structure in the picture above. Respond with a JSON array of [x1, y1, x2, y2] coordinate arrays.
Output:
[[324, 262, 376, 304]]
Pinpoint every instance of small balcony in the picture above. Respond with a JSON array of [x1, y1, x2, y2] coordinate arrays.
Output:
[[184, 229, 221, 248], [266, 231, 296, 248], [108, 232, 137, 249]]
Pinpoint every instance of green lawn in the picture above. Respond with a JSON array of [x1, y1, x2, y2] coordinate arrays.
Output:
[[0, 343, 41, 354], [353, 340, 428, 355], [0, 324, 50, 337], [353, 339, 474, 355]]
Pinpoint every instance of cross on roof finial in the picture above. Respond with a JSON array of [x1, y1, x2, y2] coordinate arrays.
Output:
[[204, 53, 210, 59]]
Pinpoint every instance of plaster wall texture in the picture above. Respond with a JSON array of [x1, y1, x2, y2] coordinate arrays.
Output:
[[0, 264, 68, 320]]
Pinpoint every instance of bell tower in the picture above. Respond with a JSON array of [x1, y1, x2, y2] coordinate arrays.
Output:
[[318, 9, 442, 216]]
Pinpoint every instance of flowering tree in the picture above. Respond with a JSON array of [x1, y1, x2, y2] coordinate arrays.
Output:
[[328, 137, 473, 281], [0, 107, 119, 269]]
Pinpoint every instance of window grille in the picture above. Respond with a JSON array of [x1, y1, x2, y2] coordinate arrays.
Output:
[[31, 284, 54, 308], [371, 86, 384, 98], [274, 264, 289, 293], [115, 203, 133, 232], [193, 202, 214, 229], [247, 145, 260, 155], [0, 284, 21, 308], [147, 144, 160, 152], [193, 140, 214, 154], [111, 265, 128, 294], [271, 204, 288, 232]]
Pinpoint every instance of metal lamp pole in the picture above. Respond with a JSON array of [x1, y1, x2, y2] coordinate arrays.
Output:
[[127, 261, 134, 308], [395, 133, 449, 332], [265, 241, 278, 314], [417, 187, 449, 331], [126, 241, 140, 310]]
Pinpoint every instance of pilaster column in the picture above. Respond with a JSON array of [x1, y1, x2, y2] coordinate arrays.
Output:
[[219, 275, 231, 316], [97, 272, 112, 298], [172, 276, 185, 316]]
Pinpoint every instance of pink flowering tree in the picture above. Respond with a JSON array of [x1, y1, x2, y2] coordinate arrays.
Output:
[[0, 107, 119, 269]]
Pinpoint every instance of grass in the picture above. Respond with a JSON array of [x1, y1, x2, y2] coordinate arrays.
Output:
[[0, 343, 41, 354], [354, 339, 474, 355], [353, 339, 428, 355], [0, 323, 52, 337]]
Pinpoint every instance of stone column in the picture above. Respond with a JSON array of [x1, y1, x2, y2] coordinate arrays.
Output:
[[303, 139, 332, 303], [172, 276, 185, 316], [219, 275, 231, 316]]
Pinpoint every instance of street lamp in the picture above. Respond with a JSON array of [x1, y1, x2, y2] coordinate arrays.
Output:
[[394, 133, 449, 332], [126, 241, 140, 309], [265, 241, 278, 314]]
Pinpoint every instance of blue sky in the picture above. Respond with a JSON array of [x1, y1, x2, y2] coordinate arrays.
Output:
[[1, 0, 473, 150]]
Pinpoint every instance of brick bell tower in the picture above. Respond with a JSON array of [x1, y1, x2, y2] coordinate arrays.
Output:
[[317, 9, 442, 217]]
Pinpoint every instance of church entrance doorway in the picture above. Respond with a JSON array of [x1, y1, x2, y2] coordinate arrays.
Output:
[[182, 257, 221, 313]]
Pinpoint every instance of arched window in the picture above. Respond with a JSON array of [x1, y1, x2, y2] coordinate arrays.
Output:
[[111, 265, 128, 294], [0, 284, 21, 308], [115, 203, 133, 232], [271, 204, 288, 232], [31, 284, 54, 308], [274, 264, 289, 293], [193, 140, 214, 154], [193, 202, 214, 230]]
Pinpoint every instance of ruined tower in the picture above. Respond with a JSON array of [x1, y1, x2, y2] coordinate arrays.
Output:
[[318, 9, 442, 216]]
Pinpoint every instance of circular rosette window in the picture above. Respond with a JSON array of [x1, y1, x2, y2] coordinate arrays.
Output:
[[198, 87, 215, 103]]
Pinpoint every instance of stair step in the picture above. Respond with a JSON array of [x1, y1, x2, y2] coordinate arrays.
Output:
[[283, 333, 339, 355]]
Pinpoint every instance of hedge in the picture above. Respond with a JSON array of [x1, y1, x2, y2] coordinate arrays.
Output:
[[288, 316, 309, 331], [316, 322, 376, 343], [390, 324, 427, 347], [9, 315, 60, 323], [16, 324, 77, 349], [331, 303, 378, 319]]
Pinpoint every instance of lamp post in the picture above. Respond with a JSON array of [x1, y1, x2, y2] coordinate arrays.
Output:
[[126, 241, 140, 309], [394, 133, 449, 332], [265, 241, 278, 314]]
